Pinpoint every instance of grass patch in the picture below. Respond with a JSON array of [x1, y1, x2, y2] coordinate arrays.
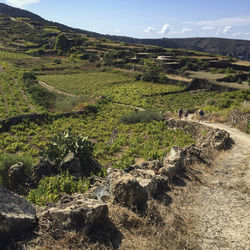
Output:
[[0, 153, 33, 192], [120, 110, 163, 124]]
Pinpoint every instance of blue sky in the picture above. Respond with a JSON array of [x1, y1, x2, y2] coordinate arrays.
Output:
[[2, 0, 250, 40]]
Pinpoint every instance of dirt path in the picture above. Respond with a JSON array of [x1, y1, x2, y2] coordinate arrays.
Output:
[[190, 121, 250, 249], [38, 81, 79, 98]]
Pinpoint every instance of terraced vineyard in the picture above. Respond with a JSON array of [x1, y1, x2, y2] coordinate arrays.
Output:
[[0, 104, 194, 166], [0, 50, 31, 59], [0, 66, 44, 119], [38, 72, 184, 108]]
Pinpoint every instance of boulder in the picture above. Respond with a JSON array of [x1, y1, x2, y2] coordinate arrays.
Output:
[[161, 146, 185, 180], [58, 152, 81, 174], [107, 170, 148, 210], [94, 185, 111, 202], [212, 129, 230, 150], [39, 194, 108, 231], [0, 186, 36, 247], [29, 158, 56, 187], [8, 162, 26, 189]]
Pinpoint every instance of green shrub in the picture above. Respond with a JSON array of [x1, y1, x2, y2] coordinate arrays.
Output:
[[226, 67, 236, 75], [18, 70, 37, 84], [246, 123, 250, 134], [142, 59, 161, 82], [237, 78, 242, 84], [41, 128, 94, 165], [27, 171, 90, 205], [120, 110, 163, 124], [0, 153, 33, 191]]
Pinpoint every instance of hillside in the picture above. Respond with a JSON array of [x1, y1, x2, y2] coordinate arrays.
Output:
[[0, 3, 250, 61], [0, 3, 250, 249]]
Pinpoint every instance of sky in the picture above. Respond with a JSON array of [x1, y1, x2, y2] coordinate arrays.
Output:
[[1, 0, 250, 40]]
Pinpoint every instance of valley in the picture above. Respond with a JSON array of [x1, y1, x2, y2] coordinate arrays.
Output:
[[0, 3, 249, 249]]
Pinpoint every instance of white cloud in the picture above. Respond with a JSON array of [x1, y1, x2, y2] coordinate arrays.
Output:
[[222, 25, 232, 33], [114, 28, 120, 33], [144, 26, 155, 33], [6, 0, 40, 8], [215, 29, 221, 35], [202, 26, 214, 30], [181, 28, 192, 33], [160, 24, 171, 34], [185, 16, 250, 26], [232, 32, 242, 37], [232, 32, 250, 37]]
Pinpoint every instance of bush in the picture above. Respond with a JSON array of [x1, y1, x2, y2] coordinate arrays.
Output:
[[41, 128, 94, 165], [120, 110, 163, 124], [0, 154, 33, 192], [226, 67, 236, 75], [246, 123, 250, 134], [27, 171, 90, 205], [18, 70, 37, 85], [142, 59, 161, 82]]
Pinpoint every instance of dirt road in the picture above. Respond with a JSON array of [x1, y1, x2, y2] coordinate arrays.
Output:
[[38, 81, 79, 98], [192, 121, 250, 249]]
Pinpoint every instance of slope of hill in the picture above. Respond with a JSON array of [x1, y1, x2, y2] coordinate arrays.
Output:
[[0, 3, 249, 61], [0, 3, 44, 21]]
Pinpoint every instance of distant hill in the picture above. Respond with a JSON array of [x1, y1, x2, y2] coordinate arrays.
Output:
[[0, 3, 250, 61], [0, 3, 45, 21]]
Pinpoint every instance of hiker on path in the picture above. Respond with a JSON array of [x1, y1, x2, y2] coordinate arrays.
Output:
[[184, 110, 189, 120], [198, 109, 204, 121], [178, 108, 183, 118]]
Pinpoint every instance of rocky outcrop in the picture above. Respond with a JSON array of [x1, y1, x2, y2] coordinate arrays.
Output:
[[186, 78, 236, 92], [39, 194, 108, 231], [8, 162, 27, 190], [229, 109, 250, 132], [29, 158, 56, 187], [58, 152, 81, 174], [0, 186, 36, 247], [58, 153, 102, 177], [166, 118, 231, 151]]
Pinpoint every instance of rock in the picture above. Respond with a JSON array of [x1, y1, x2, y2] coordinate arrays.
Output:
[[160, 164, 179, 180], [136, 177, 157, 197], [39, 194, 108, 231], [0, 186, 36, 247], [212, 129, 230, 150], [161, 146, 185, 181], [58, 152, 81, 174], [94, 185, 111, 202], [108, 170, 148, 210], [147, 160, 162, 170], [29, 158, 56, 187], [8, 162, 26, 189]]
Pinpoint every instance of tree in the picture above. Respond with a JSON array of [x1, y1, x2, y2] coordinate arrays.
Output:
[[55, 34, 70, 55], [142, 59, 161, 82]]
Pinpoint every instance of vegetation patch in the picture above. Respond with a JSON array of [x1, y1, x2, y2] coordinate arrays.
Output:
[[120, 110, 163, 124]]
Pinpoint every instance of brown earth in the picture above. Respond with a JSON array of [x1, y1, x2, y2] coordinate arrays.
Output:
[[181, 121, 250, 249]]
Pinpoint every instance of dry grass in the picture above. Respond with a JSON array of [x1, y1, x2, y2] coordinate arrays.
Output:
[[16, 166, 204, 250]]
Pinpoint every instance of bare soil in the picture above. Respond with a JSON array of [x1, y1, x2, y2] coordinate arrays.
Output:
[[185, 121, 250, 249], [38, 81, 79, 98]]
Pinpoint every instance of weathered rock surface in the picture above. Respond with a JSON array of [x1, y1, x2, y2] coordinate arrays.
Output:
[[29, 158, 56, 187], [39, 194, 108, 231], [107, 170, 149, 210], [0, 186, 36, 247], [58, 152, 81, 174], [166, 118, 231, 151], [8, 162, 27, 190]]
